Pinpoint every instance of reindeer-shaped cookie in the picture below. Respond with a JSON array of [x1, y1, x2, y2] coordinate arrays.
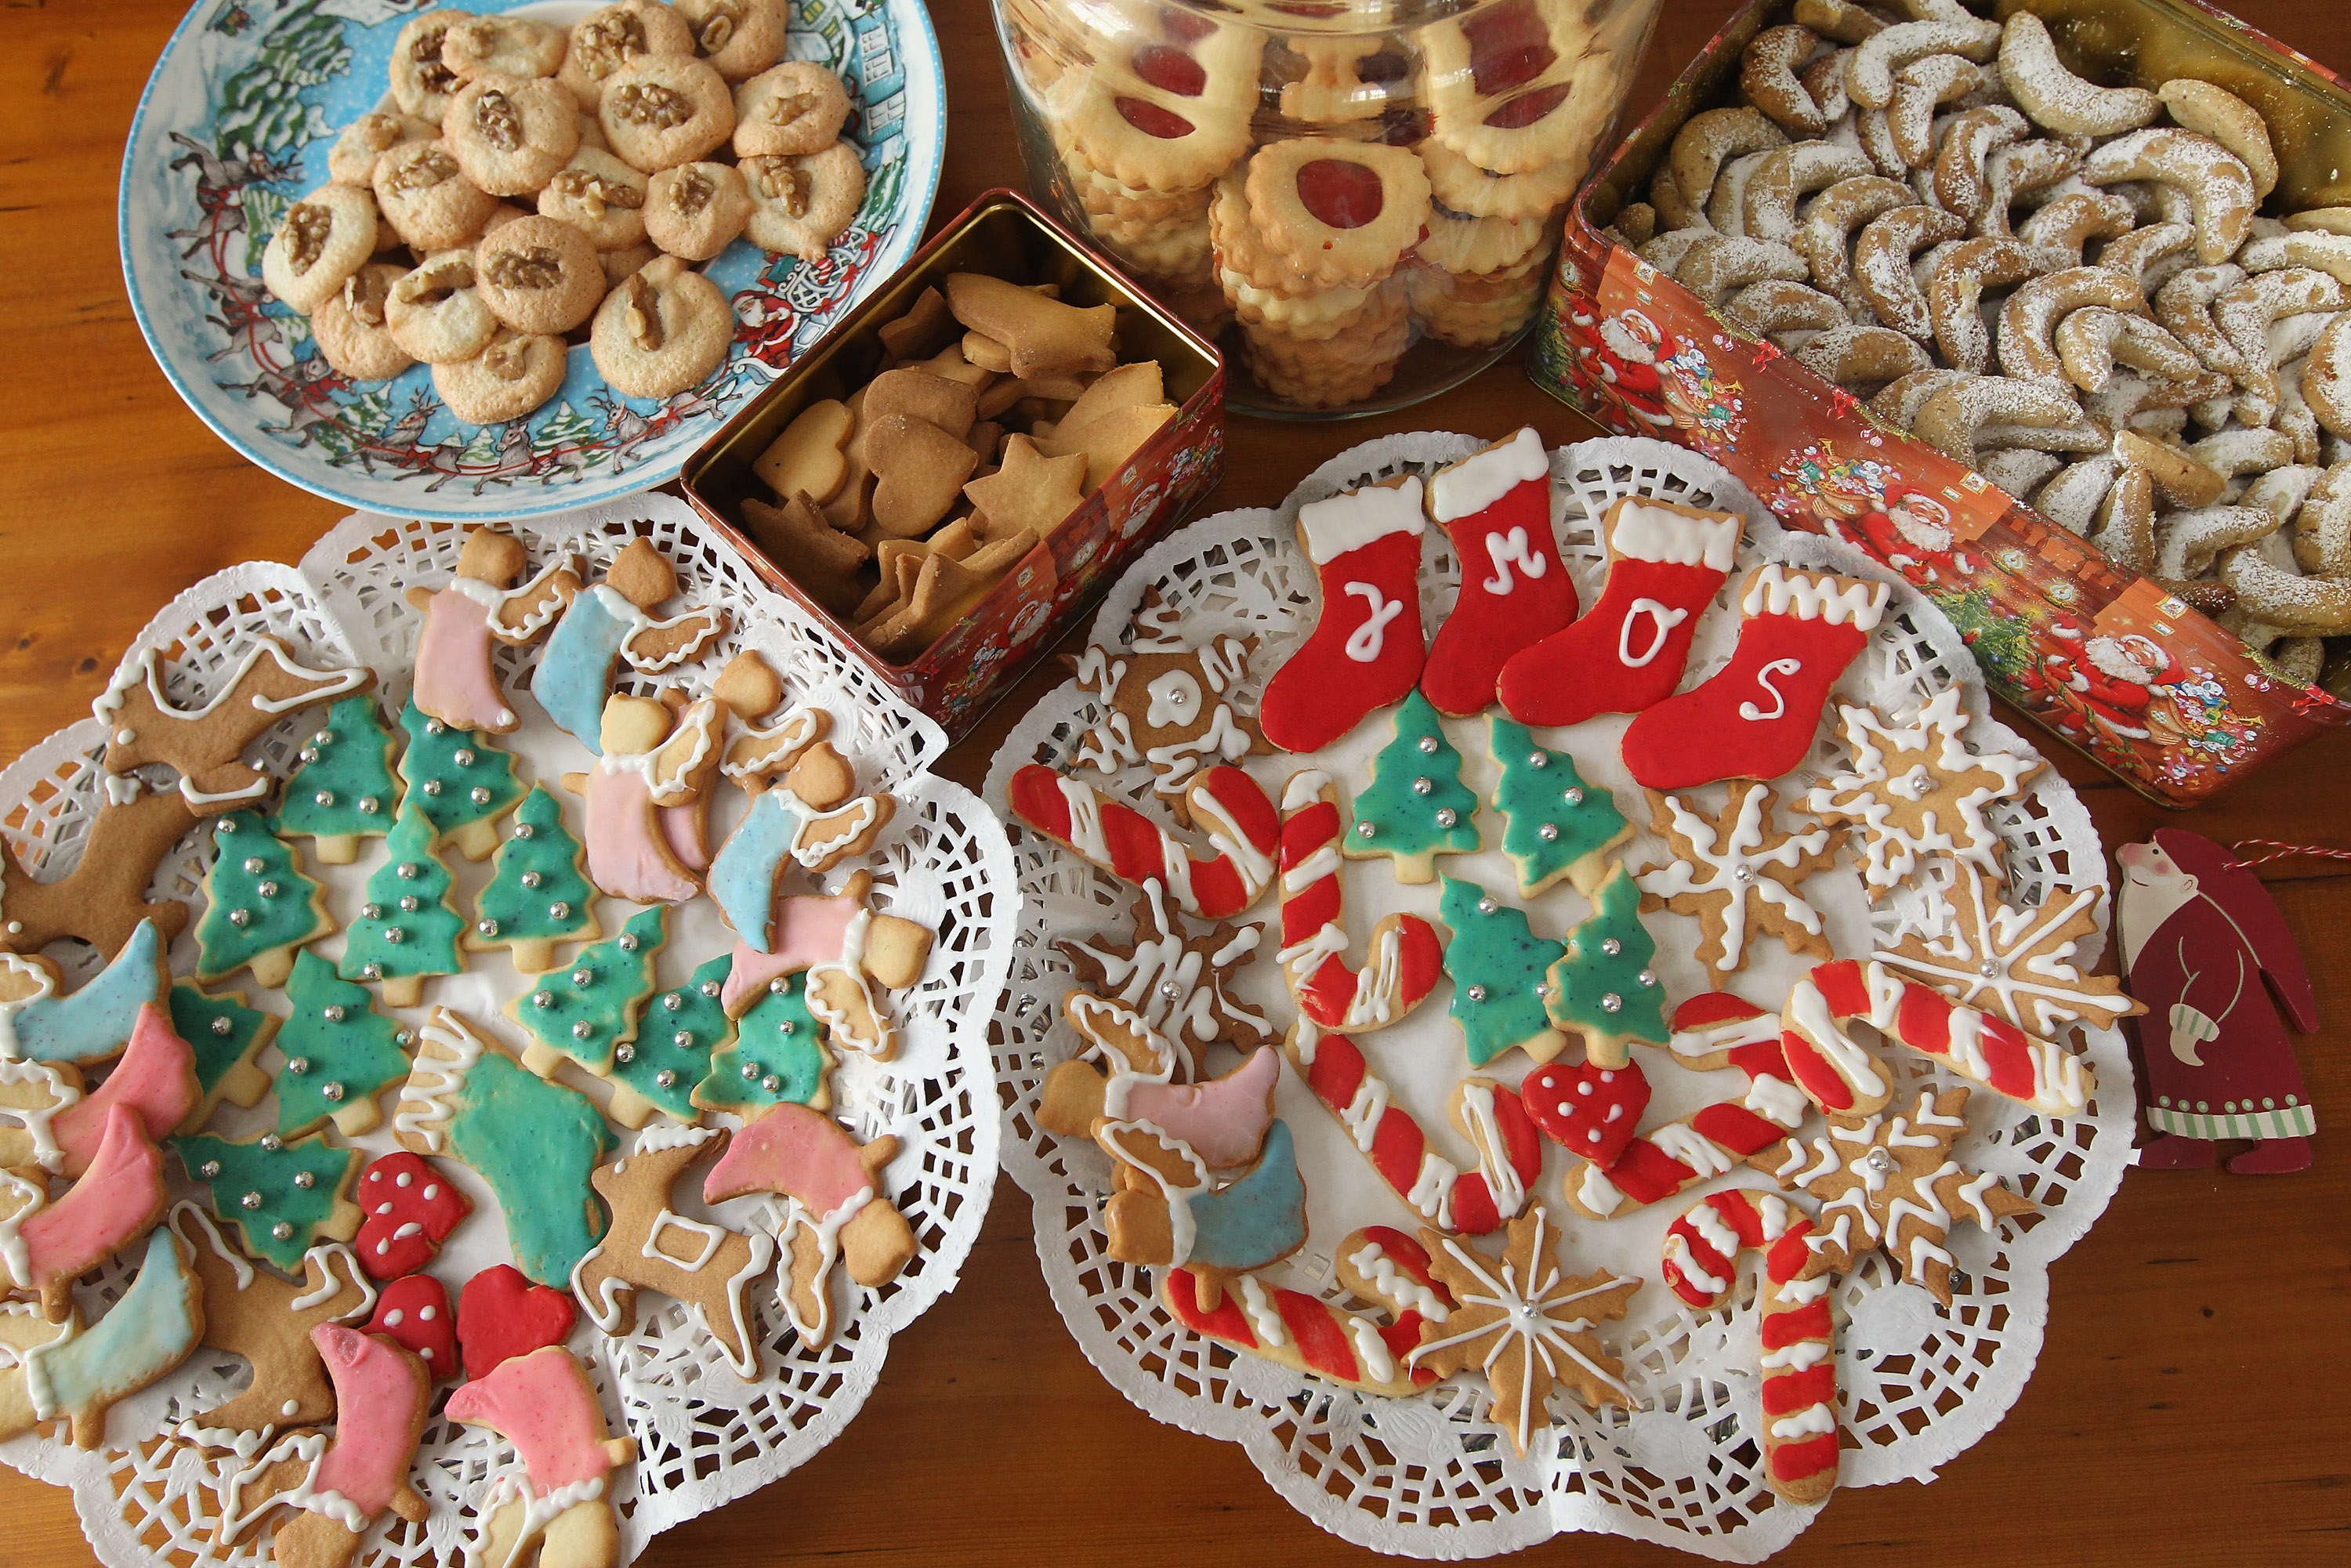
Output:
[[96, 636, 372, 813], [0, 777, 195, 957], [404, 525, 580, 734]]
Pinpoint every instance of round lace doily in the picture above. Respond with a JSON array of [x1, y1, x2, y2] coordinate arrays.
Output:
[[986, 434, 2135, 1562], [0, 494, 1007, 1567]]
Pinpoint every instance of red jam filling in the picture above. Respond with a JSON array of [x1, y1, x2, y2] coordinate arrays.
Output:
[[1159, 7, 1217, 43], [1461, 0, 1556, 97], [1132, 43, 1207, 97], [1358, 50, 1409, 85], [1485, 80, 1570, 130], [1297, 158, 1386, 230], [1116, 96, 1197, 139]]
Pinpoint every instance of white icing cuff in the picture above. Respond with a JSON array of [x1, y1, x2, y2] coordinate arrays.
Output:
[[1741, 563, 1890, 628], [1299, 479, 1425, 565], [1429, 428, 1549, 522], [1607, 500, 1742, 570]]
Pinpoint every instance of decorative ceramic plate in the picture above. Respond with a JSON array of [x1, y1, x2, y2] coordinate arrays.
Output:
[[120, 0, 944, 518]]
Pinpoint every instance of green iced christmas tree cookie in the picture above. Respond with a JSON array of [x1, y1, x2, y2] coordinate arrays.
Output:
[[1545, 863, 1670, 1070], [272, 694, 404, 865], [194, 811, 334, 989], [1345, 690, 1480, 884], [175, 1129, 363, 1273], [396, 697, 524, 861], [167, 983, 277, 1136], [1439, 875, 1567, 1070], [339, 802, 466, 1007], [693, 970, 832, 1118], [504, 905, 666, 1081], [276, 951, 415, 1139], [1487, 717, 1632, 899], [466, 784, 601, 972], [607, 952, 734, 1128]]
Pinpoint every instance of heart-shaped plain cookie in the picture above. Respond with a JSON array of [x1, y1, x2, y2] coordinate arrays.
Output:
[[1522, 1058, 1653, 1169], [865, 413, 978, 538], [456, 1262, 577, 1382]]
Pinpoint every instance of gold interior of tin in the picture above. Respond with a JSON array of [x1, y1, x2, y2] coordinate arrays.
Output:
[[686, 194, 1218, 564]]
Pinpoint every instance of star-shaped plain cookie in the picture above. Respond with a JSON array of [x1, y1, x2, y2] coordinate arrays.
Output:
[[962, 433, 1089, 538]]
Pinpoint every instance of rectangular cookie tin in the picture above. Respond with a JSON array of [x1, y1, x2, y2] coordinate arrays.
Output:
[[680, 186, 1226, 742], [1524, 0, 2351, 807]]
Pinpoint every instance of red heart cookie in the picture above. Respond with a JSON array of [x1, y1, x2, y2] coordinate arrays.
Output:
[[356, 1150, 474, 1280], [1523, 1059, 1652, 1169], [363, 1273, 459, 1382], [456, 1263, 577, 1382]]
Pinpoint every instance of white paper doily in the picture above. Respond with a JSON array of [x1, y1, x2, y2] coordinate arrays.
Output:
[[0, 493, 1009, 1568], [985, 434, 2136, 1561]]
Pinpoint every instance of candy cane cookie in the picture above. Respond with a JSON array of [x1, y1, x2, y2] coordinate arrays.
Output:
[[1658, 1188, 1849, 1505], [1549, 993, 1810, 1221], [1159, 1224, 1454, 1396], [1780, 958, 2094, 1117], [1008, 763, 1280, 920], [1284, 1025, 1541, 1235], [1276, 771, 1445, 1032]]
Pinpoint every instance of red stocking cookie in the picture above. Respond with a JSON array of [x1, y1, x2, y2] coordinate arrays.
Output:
[[1659, 1189, 1847, 1505], [1284, 1027, 1540, 1235], [1498, 497, 1742, 726], [1622, 566, 1889, 790], [1422, 429, 1575, 716], [1780, 958, 2095, 1117], [1007, 762, 1280, 920], [1276, 770, 1444, 1032], [1551, 994, 1810, 1220], [1259, 477, 1429, 753]]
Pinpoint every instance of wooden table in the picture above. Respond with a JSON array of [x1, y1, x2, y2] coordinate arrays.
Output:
[[3, 0, 2347, 1562]]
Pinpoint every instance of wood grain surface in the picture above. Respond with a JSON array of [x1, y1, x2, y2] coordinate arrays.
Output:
[[2, 1, 2347, 1563]]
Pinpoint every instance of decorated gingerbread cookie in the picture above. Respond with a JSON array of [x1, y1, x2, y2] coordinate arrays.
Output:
[[168, 981, 276, 1135], [536, 538, 729, 753], [1634, 782, 1839, 987], [468, 783, 603, 972], [1438, 876, 1567, 1069], [0, 922, 169, 1066], [1545, 864, 1671, 1068], [277, 951, 415, 1138], [694, 970, 831, 1120], [1070, 588, 1266, 826], [1487, 718, 1631, 899], [406, 526, 580, 734], [0, 776, 195, 958], [0, 1105, 171, 1319], [446, 1345, 636, 1568], [1346, 690, 1480, 884], [1421, 429, 1575, 717], [271, 693, 406, 864], [618, 952, 734, 1127], [396, 697, 528, 861], [0, 1223, 201, 1450], [1275, 770, 1445, 1034], [353, 1150, 472, 1280], [1806, 687, 2041, 898], [339, 802, 467, 1006], [1259, 476, 1429, 755], [194, 811, 335, 990], [563, 693, 728, 904], [0, 999, 197, 1176], [360, 1273, 458, 1378], [95, 636, 371, 814], [506, 905, 669, 1082], [176, 1127, 364, 1276]]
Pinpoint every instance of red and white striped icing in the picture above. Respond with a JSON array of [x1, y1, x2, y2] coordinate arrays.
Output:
[[1275, 770, 1446, 1032], [1158, 1226, 1451, 1396], [1008, 763, 1281, 920], [1780, 958, 2093, 1117], [1560, 993, 1809, 1221], [1659, 1188, 1843, 1503], [1284, 1025, 1541, 1235]]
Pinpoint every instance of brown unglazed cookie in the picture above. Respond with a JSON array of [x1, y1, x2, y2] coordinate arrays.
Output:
[[446, 74, 581, 197], [560, 0, 698, 110], [676, 0, 788, 82], [386, 249, 498, 364], [328, 110, 438, 184], [537, 147, 651, 251], [260, 183, 378, 311], [0, 779, 194, 956], [389, 9, 469, 123], [732, 61, 851, 158], [442, 13, 566, 81], [433, 329, 570, 423], [600, 55, 737, 171], [311, 263, 415, 382], [371, 140, 498, 252], [590, 255, 733, 398], [742, 142, 865, 261], [643, 161, 752, 259], [475, 215, 603, 333]]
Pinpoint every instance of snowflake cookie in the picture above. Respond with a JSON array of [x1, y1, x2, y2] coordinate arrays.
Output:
[[1634, 782, 1840, 987], [1806, 687, 2039, 898]]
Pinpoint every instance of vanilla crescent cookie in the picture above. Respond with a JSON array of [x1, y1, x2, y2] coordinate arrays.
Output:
[[432, 329, 570, 423], [590, 255, 733, 399], [600, 53, 738, 170], [446, 73, 582, 196], [473, 214, 603, 334], [372, 140, 498, 252], [260, 183, 377, 312], [559, 0, 697, 110], [732, 61, 853, 158], [643, 161, 752, 259], [1244, 138, 1432, 292], [386, 249, 498, 364], [311, 264, 415, 382], [742, 142, 866, 262]]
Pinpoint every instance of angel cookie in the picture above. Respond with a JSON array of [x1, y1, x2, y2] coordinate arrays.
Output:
[[537, 538, 730, 753], [407, 526, 580, 733], [563, 693, 727, 904]]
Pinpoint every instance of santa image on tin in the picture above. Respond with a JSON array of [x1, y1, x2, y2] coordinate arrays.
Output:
[[2117, 829, 2319, 1175], [1586, 307, 1679, 433], [2037, 621, 2179, 748], [1840, 484, 1976, 590]]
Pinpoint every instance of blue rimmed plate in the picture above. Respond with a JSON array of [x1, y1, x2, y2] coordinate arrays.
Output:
[[121, 0, 943, 517]]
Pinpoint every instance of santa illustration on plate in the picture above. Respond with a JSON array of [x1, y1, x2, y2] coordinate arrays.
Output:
[[2117, 829, 2318, 1174]]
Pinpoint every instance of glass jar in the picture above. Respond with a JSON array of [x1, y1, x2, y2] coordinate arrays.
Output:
[[993, 0, 1663, 416]]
